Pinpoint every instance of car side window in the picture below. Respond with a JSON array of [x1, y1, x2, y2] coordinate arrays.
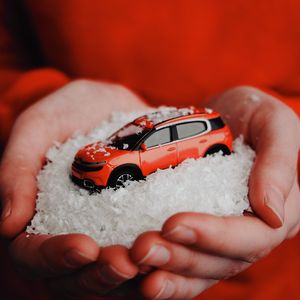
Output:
[[144, 127, 171, 148], [176, 121, 207, 139]]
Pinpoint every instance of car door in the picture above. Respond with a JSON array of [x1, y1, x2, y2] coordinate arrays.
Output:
[[175, 121, 208, 163], [139, 127, 177, 176]]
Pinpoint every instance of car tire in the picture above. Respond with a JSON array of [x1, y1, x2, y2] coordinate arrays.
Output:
[[108, 168, 139, 189], [204, 144, 231, 157]]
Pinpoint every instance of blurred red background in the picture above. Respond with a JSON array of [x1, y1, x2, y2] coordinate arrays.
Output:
[[0, 1, 300, 299]]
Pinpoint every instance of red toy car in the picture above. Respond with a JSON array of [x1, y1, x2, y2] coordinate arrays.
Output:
[[71, 106, 232, 190]]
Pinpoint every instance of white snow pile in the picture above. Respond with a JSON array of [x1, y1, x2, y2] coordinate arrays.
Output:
[[27, 110, 255, 247]]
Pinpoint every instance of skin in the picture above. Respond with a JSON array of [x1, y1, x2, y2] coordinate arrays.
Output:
[[0, 80, 147, 298], [129, 86, 300, 299], [0, 83, 299, 299]]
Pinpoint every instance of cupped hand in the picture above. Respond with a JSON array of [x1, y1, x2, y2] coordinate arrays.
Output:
[[0, 80, 148, 298], [130, 86, 300, 300]]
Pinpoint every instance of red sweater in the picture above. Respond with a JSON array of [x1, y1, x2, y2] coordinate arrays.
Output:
[[0, 1, 299, 299]]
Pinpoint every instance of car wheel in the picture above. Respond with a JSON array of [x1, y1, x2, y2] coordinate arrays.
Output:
[[204, 144, 231, 157], [109, 169, 138, 189]]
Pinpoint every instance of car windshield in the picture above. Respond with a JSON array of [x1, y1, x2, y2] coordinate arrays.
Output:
[[107, 123, 151, 150]]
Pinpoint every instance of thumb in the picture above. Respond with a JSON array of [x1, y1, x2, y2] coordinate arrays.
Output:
[[0, 149, 39, 238], [248, 103, 300, 228], [0, 113, 49, 238]]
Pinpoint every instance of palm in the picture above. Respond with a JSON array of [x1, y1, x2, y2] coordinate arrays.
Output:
[[210, 87, 299, 228], [0, 80, 148, 298], [127, 86, 300, 300]]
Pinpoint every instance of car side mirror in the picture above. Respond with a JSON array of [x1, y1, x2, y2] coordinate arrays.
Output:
[[140, 143, 148, 151]]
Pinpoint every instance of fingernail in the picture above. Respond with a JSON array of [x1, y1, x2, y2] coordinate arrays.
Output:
[[264, 186, 285, 227], [0, 201, 11, 222], [64, 250, 94, 268], [138, 245, 170, 266], [98, 264, 133, 285], [153, 280, 175, 300], [163, 225, 197, 244]]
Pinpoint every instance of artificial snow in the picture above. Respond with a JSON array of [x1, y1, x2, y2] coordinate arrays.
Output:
[[142, 106, 196, 125], [27, 110, 255, 247]]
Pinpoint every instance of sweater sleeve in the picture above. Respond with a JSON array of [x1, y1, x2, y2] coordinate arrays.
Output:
[[0, 1, 69, 148]]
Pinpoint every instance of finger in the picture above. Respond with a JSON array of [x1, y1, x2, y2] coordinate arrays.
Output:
[[247, 98, 300, 228], [161, 212, 289, 263], [10, 233, 99, 277], [130, 232, 249, 280], [48, 245, 139, 299], [141, 270, 216, 300], [98, 244, 139, 279]]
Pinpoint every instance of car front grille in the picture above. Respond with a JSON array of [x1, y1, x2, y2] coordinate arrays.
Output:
[[72, 161, 104, 172]]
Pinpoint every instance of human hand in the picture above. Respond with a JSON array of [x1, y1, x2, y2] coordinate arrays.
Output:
[[129, 86, 300, 299], [0, 80, 148, 298]]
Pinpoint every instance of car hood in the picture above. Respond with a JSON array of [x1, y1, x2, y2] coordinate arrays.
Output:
[[76, 141, 126, 162]]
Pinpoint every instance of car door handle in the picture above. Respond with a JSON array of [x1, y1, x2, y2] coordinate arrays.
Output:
[[167, 146, 176, 151], [199, 139, 207, 144]]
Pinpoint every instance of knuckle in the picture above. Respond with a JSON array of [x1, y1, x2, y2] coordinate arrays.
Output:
[[222, 262, 249, 279], [141, 270, 169, 299], [243, 231, 282, 264], [164, 212, 189, 228], [131, 231, 160, 262], [164, 212, 205, 230], [243, 254, 259, 263], [136, 231, 159, 244], [244, 247, 271, 263]]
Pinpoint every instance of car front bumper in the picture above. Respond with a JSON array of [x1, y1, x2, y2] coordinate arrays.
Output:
[[70, 175, 104, 192]]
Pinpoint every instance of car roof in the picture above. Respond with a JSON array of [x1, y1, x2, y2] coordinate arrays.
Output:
[[133, 106, 220, 129]]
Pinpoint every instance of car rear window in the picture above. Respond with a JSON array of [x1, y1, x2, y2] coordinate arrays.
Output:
[[210, 117, 225, 131], [176, 121, 207, 139]]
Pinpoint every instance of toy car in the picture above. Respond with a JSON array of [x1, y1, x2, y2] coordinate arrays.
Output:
[[71, 106, 232, 191]]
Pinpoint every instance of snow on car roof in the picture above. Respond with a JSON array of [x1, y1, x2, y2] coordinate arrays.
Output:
[[133, 106, 207, 128]]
